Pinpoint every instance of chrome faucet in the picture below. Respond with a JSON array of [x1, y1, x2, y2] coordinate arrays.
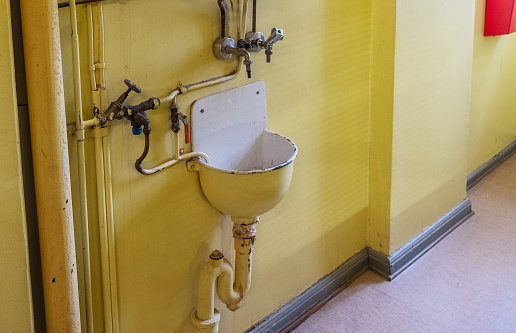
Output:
[[213, 37, 254, 78], [245, 28, 284, 63], [226, 44, 253, 78]]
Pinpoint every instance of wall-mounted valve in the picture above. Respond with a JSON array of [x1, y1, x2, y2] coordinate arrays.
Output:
[[124, 97, 160, 135], [213, 37, 253, 78], [98, 79, 141, 126], [245, 28, 284, 63], [170, 103, 190, 144]]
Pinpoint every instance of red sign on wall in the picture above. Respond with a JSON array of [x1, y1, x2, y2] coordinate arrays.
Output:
[[485, 0, 516, 36]]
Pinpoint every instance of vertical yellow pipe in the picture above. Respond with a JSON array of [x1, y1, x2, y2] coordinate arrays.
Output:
[[19, 0, 81, 332]]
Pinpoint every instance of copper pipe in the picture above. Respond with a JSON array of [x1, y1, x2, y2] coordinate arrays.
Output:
[[218, 0, 229, 37], [252, 0, 256, 32], [135, 133, 150, 175]]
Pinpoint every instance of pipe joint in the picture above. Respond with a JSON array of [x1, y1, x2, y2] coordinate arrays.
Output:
[[75, 128, 86, 142], [232, 221, 258, 239], [191, 309, 220, 332]]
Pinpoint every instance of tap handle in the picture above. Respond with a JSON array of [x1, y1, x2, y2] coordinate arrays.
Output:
[[264, 28, 283, 63], [265, 28, 284, 46], [124, 79, 142, 94]]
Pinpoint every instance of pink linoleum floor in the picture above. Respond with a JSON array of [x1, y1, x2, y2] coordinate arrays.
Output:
[[292, 155, 516, 333]]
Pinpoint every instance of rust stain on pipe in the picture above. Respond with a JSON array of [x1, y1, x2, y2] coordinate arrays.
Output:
[[218, 0, 229, 37]]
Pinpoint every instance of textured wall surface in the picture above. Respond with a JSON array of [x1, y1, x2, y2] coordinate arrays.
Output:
[[0, 0, 34, 330], [60, 1, 372, 332], [389, 0, 475, 252], [469, 0, 516, 174]]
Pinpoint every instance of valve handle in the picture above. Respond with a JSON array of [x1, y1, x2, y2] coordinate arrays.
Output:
[[124, 79, 142, 94], [265, 28, 284, 45]]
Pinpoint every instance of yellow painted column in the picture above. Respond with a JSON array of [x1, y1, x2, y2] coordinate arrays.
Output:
[[368, 0, 397, 254], [20, 0, 81, 331]]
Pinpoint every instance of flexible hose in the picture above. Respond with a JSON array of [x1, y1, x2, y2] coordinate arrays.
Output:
[[135, 133, 151, 175]]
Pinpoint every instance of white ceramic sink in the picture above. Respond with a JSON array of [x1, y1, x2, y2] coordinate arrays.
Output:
[[190, 81, 297, 224]]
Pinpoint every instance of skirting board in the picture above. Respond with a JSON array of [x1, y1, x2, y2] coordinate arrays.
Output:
[[369, 198, 473, 280], [248, 198, 473, 332], [467, 140, 516, 190], [247, 249, 369, 333]]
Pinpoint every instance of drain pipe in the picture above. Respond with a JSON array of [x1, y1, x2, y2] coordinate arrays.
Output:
[[20, 0, 81, 331], [192, 221, 257, 332]]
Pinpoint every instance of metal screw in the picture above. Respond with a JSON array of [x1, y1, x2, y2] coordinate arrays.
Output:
[[200, 109, 205, 113], [179, 148, 184, 155]]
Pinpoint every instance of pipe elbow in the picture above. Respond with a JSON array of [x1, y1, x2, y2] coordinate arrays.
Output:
[[216, 259, 243, 309]]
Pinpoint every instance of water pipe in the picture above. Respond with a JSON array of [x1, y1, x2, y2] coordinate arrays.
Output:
[[135, 132, 211, 175], [218, 0, 229, 37], [159, 0, 250, 104], [19, 0, 81, 331], [192, 221, 257, 333], [58, 0, 107, 9], [252, 0, 256, 32], [87, 3, 119, 332], [69, 0, 95, 330], [86, 5, 96, 91]]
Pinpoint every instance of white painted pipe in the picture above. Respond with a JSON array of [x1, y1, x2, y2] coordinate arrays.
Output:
[[95, 4, 119, 331], [86, 4, 96, 91], [69, 1, 95, 331], [102, 135, 120, 333], [192, 230, 255, 332], [86, 3, 118, 331], [216, 238, 253, 310], [94, 128, 114, 333], [19, 0, 81, 331], [138, 151, 211, 175], [159, 0, 249, 104]]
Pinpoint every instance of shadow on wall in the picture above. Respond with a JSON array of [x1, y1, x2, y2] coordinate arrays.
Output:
[[10, 0, 46, 330]]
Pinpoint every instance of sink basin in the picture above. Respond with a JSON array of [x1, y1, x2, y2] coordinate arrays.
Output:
[[190, 81, 298, 224]]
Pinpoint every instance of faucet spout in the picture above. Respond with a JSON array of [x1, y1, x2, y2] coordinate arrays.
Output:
[[226, 45, 253, 78]]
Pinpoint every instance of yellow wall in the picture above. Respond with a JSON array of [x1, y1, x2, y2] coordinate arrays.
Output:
[[469, 0, 516, 173], [0, 0, 34, 331], [60, 1, 372, 332], [3, 0, 498, 331], [388, 0, 475, 252]]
